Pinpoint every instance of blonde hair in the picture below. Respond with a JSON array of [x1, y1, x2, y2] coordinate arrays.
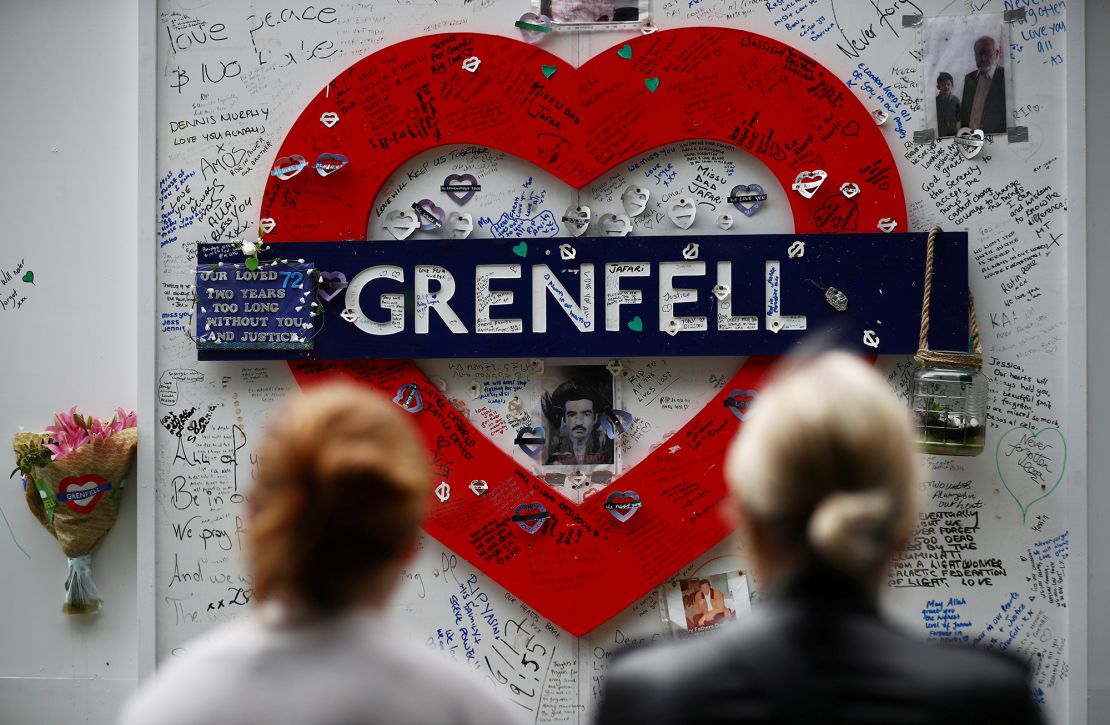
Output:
[[725, 353, 920, 579], [248, 382, 430, 611]]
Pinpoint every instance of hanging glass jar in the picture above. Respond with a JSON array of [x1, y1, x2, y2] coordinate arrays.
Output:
[[909, 226, 987, 456]]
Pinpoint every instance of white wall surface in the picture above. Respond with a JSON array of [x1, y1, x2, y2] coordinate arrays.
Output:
[[0, 1, 138, 724], [1087, 0, 1110, 721]]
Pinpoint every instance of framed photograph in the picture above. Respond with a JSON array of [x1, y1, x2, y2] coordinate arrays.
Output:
[[537, 0, 648, 29], [919, 14, 1012, 137], [538, 364, 618, 469], [662, 570, 752, 635]]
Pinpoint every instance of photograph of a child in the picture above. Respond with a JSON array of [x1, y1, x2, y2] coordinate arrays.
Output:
[[539, 0, 640, 25], [921, 15, 1010, 137], [665, 571, 752, 635], [540, 365, 615, 467]]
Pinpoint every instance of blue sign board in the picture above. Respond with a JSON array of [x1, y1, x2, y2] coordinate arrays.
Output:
[[197, 232, 968, 360], [195, 261, 316, 351]]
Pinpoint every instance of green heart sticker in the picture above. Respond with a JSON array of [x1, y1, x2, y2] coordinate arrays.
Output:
[[644, 77, 660, 92], [512, 241, 528, 258], [541, 65, 557, 79], [21, 271, 34, 284], [617, 44, 632, 59], [627, 316, 643, 332], [245, 256, 260, 271], [996, 426, 1067, 523]]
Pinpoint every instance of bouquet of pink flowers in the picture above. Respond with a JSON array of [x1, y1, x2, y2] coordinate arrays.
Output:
[[12, 407, 138, 614]]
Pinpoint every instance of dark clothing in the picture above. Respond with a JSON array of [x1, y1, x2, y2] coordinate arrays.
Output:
[[960, 67, 1007, 134], [596, 569, 1043, 725], [936, 93, 961, 137]]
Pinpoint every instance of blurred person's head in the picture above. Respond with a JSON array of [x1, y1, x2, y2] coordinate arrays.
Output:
[[724, 353, 920, 593], [248, 382, 430, 617], [936, 72, 954, 95]]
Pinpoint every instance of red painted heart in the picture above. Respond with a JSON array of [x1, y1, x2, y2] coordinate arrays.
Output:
[[57, 474, 111, 514], [266, 28, 907, 635]]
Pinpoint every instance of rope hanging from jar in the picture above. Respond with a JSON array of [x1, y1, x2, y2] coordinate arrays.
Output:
[[915, 225, 982, 370]]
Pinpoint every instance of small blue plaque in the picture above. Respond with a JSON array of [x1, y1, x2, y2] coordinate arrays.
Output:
[[195, 261, 316, 351]]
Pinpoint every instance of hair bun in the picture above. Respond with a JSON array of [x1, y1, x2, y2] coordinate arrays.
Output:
[[806, 489, 894, 575]]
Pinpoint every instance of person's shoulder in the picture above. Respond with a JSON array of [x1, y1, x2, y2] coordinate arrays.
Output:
[[117, 618, 263, 725], [372, 632, 521, 724]]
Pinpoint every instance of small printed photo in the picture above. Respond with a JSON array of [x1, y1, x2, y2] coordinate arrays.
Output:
[[538, 0, 643, 26], [919, 14, 1011, 137], [539, 365, 616, 468], [664, 571, 752, 635]]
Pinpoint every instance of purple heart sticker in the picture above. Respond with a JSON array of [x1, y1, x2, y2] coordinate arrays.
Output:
[[441, 174, 480, 205], [516, 12, 552, 43], [313, 153, 349, 177], [604, 490, 642, 522], [729, 184, 767, 217], [317, 271, 348, 302], [412, 199, 445, 230], [725, 389, 759, 421], [512, 502, 550, 534]]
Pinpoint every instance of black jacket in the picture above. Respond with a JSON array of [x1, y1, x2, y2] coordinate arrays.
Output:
[[959, 67, 1007, 134], [596, 571, 1042, 725]]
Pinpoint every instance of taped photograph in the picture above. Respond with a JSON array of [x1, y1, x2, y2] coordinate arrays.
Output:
[[537, 0, 647, 28], [663, 571, 752, 635], [919, 14, 1012, 137], [539, 364, 617, 468]]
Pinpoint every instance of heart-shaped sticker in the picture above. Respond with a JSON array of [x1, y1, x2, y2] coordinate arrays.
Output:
[[644, 77, 660, 92], [21, 271, 34, 284], [955, 127, 986, 160], [513, 502, 550, 534], [469, 479, 488, 496], [514, 426, 546, 457], [877, 217, 898, 233], [317, 271, 348, 302], [563, 205, 591, 236], [729, 183, 767, 216], [872, 109, 889, 125], [606, 359, 624, 375], [461, 56, 481, 73], [598, 213, 632, 237], [604, 491, 642, 522], [512, 241, 528, 257], [259, 218, 277, 234], [412, 199, 445, 230], [681, 242, 699, 260], [320, 112, 339, 128], [340, 308, 358, 323], [725, 389, 759, 421], [788, 240, 805, 258], [669, 198, 696, 230], [393, 383, 424, 413], [57, 474, 111, 513], [791, 170, 827, 199], [442, 173, 480, 205], [996, 427, 1067, 522], [559, 243, 576, 260], [840, 182, 860, 198], [383, 210, 418, 240], [627, 315, 643, 332], [862, 330, 880, 348], [313, 152, 346, 176], [640, 22, 658, 34], [542, 65, 557, 79], [717, 213, 734, 230], [712, 283, 730, 300], [271, 154, 308, 180], [621, 186, 650, 217], [447, 212, 473, 239], [617, 43, 633, 59], [516, 12, 552, 43]]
